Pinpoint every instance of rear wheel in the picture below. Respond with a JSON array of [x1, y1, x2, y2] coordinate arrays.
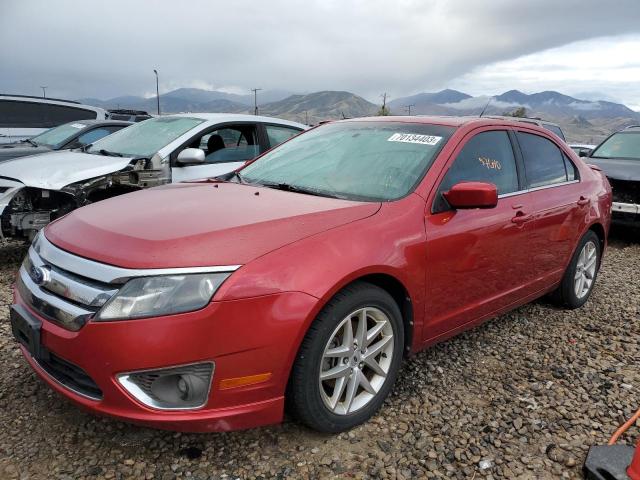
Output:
[[555, 230, 601, 309], [287, 282, 404, 432]]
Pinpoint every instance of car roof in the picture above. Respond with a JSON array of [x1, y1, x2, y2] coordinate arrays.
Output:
[[478, 115, 562, 128], [339, 115, 558, 130], [569, 143, 596, 148], [167, 113, 307, 129], [71, 119, 133, 127], [0, 94, 106, 112]]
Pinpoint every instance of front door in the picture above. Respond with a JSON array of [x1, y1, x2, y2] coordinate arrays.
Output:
[[171, 124, 261, 182], [423, 128, 536, 341]]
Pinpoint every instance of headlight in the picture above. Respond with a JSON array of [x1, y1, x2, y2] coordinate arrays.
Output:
[[95, 273, 230, 321]]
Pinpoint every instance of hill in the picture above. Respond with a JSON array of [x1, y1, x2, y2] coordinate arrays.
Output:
[[78, 88, 292, 114], [79, 87, 640, 143], [260, 91, 377, 124]]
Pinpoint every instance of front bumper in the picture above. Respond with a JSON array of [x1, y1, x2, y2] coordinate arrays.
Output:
[[612, 202, 640, 226], [612, 202, 640, 215], [13, 287, 318, 432]]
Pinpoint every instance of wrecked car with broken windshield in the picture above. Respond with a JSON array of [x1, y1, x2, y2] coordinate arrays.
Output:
[[0, 113, 306, 240]]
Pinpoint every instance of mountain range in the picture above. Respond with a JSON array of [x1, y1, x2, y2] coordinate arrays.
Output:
[[79, 88, 640, 143]]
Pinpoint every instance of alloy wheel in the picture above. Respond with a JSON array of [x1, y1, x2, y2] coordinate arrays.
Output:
[[574, 240, 597, 299], [319, 307, 394, 415]]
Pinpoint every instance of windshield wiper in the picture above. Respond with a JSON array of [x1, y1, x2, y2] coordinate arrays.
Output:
[[97, 149, 123, 157], [21, 138, 38, 147], [229, 171, 246, 184], [260, 181, 341, 199]]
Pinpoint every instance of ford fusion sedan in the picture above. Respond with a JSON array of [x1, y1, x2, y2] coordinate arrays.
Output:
[[0, 113, 306, 240], [11, 116, 611, 433], [0, 119, 131, 163]]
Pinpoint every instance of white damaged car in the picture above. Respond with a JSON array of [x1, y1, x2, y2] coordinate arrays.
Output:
[[0, 113, 306, 240]]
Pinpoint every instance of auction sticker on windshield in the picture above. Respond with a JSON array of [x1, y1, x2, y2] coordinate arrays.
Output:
[[70, 123, 85, 129], [387, 133, 442, 145]]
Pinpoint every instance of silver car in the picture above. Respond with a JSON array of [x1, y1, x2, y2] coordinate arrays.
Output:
[[0, 113, 307, 240]]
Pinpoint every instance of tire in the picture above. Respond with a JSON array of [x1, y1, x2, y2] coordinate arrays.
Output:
[[554, 230, 601, 309], [287, 281, 404, 432]]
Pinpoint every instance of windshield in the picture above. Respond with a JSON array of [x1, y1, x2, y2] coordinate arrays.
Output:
[[591, 132, 640, 160], [240, 121, 454, 201], [87, 116, 204, 157], [30, 122, 87, 147]]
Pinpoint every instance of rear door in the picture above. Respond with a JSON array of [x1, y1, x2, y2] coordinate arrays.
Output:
[[424, 128, 537, 340], [514, 129, 585, 287]]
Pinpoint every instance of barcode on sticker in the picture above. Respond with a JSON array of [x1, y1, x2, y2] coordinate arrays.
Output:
[[387, 133, 442, 145]]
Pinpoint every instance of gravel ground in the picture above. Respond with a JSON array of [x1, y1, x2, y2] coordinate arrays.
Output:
[[0, 228, 638, 480]]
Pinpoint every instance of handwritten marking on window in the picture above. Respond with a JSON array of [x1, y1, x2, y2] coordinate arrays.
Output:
[[478, 156, 502, 170]]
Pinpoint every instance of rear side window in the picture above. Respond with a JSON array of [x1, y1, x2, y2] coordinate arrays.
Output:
[[0, 100, 96, 128], [543, 124, 565, 141], [265, 125, 301, 148], [563, 154, 578, 181], [436, 131, 519, 209], [517, 132, 569, 188]]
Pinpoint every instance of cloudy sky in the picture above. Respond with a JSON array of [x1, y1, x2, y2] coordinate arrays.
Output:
[[2, 0, 639, 109]]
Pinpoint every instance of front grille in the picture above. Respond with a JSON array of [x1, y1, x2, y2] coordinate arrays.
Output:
[[610, 179, 640, 204], [18, 240, 119, 331], [37, 350, 103, 400]]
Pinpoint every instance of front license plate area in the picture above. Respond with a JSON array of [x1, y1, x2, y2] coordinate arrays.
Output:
[[10, 305, 42, 359]]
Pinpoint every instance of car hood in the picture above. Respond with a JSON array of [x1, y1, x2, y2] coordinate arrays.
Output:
[[0, 150, 133, 190], [588, 157, 640, 181], [45, 181, 381, 268], [0, 143, 51, 162]]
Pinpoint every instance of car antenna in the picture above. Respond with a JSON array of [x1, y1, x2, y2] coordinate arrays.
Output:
[[479, 97, 493, 117]]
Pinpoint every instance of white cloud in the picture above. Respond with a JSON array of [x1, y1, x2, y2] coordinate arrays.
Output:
[[443, 96, 527, 110], [1, 0, 639, 107], [450, 35, 640, 110]]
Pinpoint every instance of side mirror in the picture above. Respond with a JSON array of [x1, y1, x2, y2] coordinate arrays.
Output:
[[444, 182, 498, 209], [176, 148, 205, 166], [578, 149, 591, 157]]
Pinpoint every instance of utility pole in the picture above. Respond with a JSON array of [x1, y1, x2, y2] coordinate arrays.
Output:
[[304, 110, 309, 125], [153, 69, 160, 115], [404, 104, 415, 115], [40, 86, 47, 98], [251, 88, 262, 115]]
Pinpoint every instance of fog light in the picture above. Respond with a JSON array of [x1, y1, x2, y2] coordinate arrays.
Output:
[[118, 362, 214, 410]]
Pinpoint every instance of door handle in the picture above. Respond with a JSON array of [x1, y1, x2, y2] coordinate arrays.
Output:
[[511, 211, 532, 224], [577, 196, 589, 206]]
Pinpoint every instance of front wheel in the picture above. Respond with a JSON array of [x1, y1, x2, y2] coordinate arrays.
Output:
[[287, 282, 404, 432], [555, 230, 601, 309]]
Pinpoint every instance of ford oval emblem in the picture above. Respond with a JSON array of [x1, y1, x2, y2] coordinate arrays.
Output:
[[29, 266, 50, 286]]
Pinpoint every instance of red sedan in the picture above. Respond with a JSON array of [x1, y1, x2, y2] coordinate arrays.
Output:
[[11, 116, 611, 432]]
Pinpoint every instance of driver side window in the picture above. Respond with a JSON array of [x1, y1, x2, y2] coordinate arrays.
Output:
[[186, 125, 259, 164], [434, 130, 519, 212]]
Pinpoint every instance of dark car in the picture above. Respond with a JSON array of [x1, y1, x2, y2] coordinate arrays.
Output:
[[107, 109, 152, 122], [0, 119, 131, 163], [585, 125, 640, 225]]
